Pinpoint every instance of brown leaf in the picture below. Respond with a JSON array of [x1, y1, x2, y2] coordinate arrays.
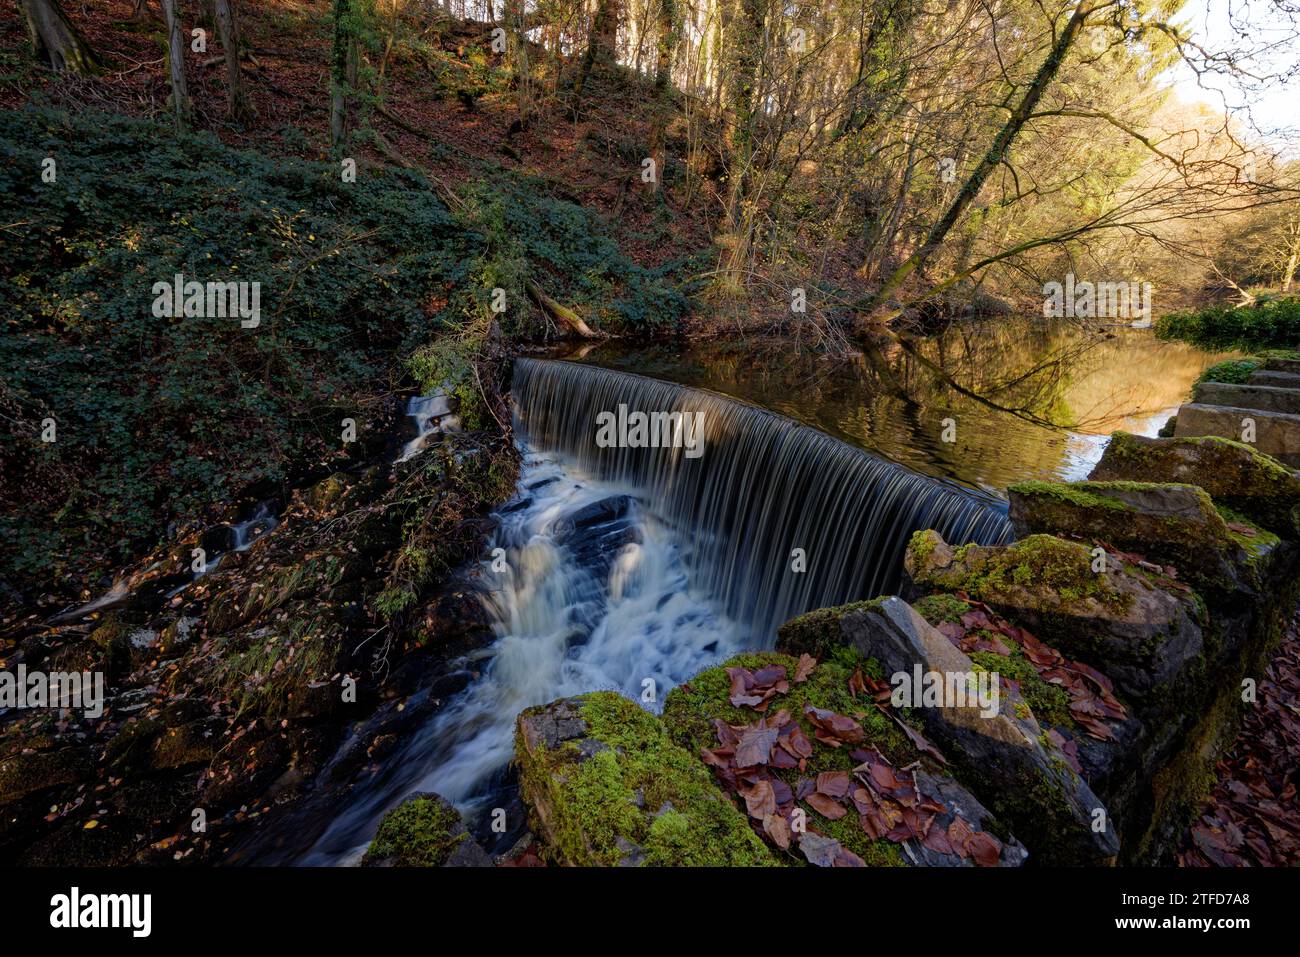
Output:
[[740, 779, 777, 819], [815, 770, 851, 798], [966, 830, 1003, 867], [735, 725, 780, 767], [763, 813, 791, 850], [803, 704, 865, 746], [806, 791, 848, 820], [794, 654, 817, 683], [947, 815, 975, 857], [778, 723, 815, 759], [798, 832, 843, 867]]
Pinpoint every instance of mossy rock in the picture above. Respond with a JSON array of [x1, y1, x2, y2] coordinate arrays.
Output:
[[904, 531, 1203, 700], [664, 648, 921, 867], [910, 594, 1076, 730], [0, 749, 94, 807], [1090, 431, 1300, 537], [906, 530, 1128, 611], [1007, 480, 1277, 596], [362, 792, 490, 867], [514, 692, 778, 867], [774, 597, 1117, 864]]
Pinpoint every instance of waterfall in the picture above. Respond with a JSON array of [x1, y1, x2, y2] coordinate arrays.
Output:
[[294, 358, 1014, 864], [511, 358, 1013, 642]]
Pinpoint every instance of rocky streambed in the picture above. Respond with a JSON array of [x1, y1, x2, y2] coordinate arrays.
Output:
[[4, 357, 1300, 869], [364, 428, 1300, 868]]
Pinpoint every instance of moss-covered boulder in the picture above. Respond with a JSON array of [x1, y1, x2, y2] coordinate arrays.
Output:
[[1007, 480, 1278, 595], [0, 749, 94, 807], [1090, 431, 1300, 536], [904, 531, 1203, 699], [663, 647, 1028, 867], [362, 792, 491, 867], [776, 598, 1116, 864], [514, 692, 778, 866]]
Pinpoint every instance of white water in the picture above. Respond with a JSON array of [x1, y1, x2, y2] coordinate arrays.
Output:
[[299, 363, 1013, 865], [397, 393, 461, 463], [299, 448, 744, 865]]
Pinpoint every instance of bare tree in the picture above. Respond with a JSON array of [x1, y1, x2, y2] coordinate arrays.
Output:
[[19, 0, 101, 74], [645, 0, 678, 196], [331, 0, 360, 149], [160, 0, 192, 128], [213, 0, 254, 120], [573, 0, 623, 98]]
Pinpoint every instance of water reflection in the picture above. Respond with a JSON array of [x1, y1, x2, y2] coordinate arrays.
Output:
[[572, 319, 1232, 492]]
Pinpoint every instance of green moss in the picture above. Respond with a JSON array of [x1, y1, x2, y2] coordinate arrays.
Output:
[[662, 649, 913, 867], [775, 599, 883, 659], [1214, 504, 1280, 560], [1008, 480, 1132, 512], [907, 528, 939, 567], [969, 649, 1074, 729], [211, 611, 342, 720], [363, 796, 464, 867], [517, 692, 777, 867], [911, 594, 971, 625], [957, 535, 1130, 612]]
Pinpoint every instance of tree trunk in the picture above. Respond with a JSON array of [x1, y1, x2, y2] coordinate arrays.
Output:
[[572, 0, 622, 98], [213, 0, 254, 120], [719, 0, 765, 287], [330, 0, 359, 149], [130, 0, 159, 22], [644, 0, 677, 196], [855, 2, 1092, 325], [160, 0, 192, 127], [505, 0, 532, 128], [19, 0, 101, 74]]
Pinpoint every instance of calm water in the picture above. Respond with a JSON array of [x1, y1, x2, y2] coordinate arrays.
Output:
[[568, 318, 1232, 494]]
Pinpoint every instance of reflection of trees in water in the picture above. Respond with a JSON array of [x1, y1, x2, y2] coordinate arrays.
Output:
[[880, 319, 1231, 432], [574, 323, 1228, 487]]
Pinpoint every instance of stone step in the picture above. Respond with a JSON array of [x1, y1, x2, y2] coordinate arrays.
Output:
[[1174, 403, 1300, 467], [1194, 380, 1300, 415], [1248, 369, 1300, 389], [1264, 357, 1300, 375]]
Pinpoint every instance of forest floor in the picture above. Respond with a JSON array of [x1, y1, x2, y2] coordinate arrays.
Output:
[[0, 1, 883, 340], [1178, 603, 1300, 867], [0, 0, 720, 300]]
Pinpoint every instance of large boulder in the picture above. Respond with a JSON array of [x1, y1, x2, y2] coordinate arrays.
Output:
[[904, 531, 1203, 699], [1089, 431, 1300, 537], [662, 647, 1027, 867], [1173, 404, 1300, 467], [776, 597, 1118, 864], [1007, 480, 1278, 595], [361, 792, 492, 867], [515, 692, 778, 866]]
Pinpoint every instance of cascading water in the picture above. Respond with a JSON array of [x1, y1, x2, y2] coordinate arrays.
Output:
[[299, 451, 744, 864], [397, 393, 461, 463], [511, 358, 1013, 640], [298, 359, 1013, 865]]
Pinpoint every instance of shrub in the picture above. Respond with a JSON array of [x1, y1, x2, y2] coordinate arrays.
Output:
[[1155, 296, 1300, 352], [0, 106, 690, 600]]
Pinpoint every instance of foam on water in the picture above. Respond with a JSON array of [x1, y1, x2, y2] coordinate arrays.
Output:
[[298, 361, 1014, 865], [298, 450, 743, 865]]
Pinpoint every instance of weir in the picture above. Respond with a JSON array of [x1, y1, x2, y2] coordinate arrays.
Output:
[[511, 358, 1014, 642], [291, 359, 1018, 864]]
